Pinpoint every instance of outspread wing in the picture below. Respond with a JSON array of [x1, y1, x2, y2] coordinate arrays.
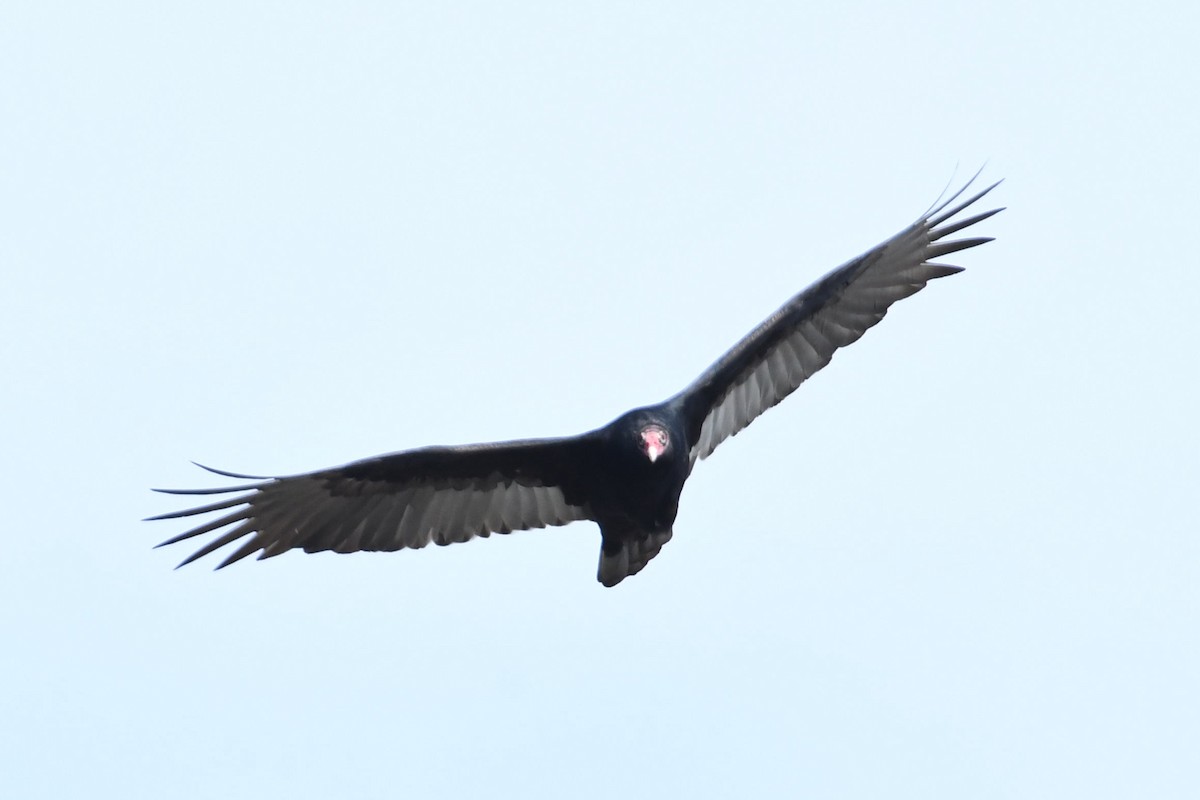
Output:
[[150, 436, 598, 569], [674, 176, 1003, 463]]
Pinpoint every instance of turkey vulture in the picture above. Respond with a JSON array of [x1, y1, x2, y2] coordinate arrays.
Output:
[[151, 176, 1002, 586]]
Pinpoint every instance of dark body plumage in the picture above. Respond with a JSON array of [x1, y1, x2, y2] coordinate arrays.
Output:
[[152, 177, 1002, 586]]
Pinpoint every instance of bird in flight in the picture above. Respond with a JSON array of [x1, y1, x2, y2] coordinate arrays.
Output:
[[151, 176, 1002, 587]]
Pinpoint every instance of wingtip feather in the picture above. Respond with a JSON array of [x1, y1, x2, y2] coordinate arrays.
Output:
[[192, 462, 273, 480], [931, 207, 1004, 240], [927, 178, 1003, 229]]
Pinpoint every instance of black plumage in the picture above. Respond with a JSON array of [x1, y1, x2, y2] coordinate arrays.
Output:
[[151, 176, 1002, 586]]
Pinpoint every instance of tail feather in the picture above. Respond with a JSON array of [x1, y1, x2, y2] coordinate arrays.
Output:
[[597, 528, 673, 587]]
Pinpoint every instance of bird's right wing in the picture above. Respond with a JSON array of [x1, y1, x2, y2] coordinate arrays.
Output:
[[149, 436, 599, 569], [673, 176, 1003, 464]]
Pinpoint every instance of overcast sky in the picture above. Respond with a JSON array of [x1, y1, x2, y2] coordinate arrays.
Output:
[[3, 2, 1198, 798]]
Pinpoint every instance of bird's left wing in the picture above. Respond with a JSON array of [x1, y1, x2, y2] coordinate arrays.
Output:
[[673, 176, 1002, 464], [150, 436, 598, 569]]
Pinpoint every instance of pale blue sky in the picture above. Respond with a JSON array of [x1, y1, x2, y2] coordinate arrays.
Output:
[[2, 2, 1197, 798]]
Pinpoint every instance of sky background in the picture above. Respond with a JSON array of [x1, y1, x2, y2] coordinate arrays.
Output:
[[3, 2, 1198, 798]]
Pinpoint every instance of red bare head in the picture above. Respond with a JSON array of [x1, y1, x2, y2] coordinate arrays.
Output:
[[639, 425, 670, 463]]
